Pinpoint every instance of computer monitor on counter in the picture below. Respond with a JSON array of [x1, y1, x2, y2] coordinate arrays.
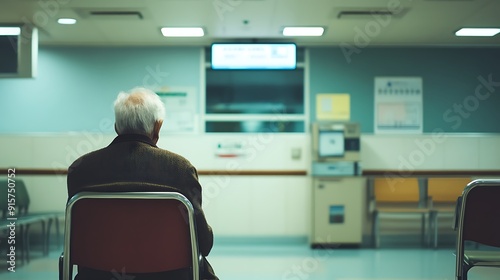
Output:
[[318, 129, 345, 158], [312, 122, 360, 163]]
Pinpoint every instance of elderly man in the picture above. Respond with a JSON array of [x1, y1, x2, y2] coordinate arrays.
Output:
[[67, 87, 217, 280]]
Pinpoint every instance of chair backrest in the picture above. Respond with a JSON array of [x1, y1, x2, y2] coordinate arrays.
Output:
[[62, 191, 200, 280], [374, 177, 420, 203], [457, 179, 500, 247], [428, 177, 471, 203], [455, 179, 500, 279]]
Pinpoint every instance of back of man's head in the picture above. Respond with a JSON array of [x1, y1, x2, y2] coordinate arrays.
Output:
[[114, 87, 165, 136]]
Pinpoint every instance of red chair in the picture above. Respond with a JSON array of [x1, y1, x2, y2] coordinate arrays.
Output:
[[455, 179, 500, 280], [59, 190, 200, 280]]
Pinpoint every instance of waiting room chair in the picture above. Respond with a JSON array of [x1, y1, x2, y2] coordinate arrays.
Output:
[[455, 179, 500, 280], [370, 177, 432, 248], [427, 177, 471, 248], [59, 190, 200, 280], [15, 180, 65, 255], [1, 179, 51, 264]]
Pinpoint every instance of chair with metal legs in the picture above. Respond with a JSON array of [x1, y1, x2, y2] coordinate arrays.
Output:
[[455, 179, 500, 280]]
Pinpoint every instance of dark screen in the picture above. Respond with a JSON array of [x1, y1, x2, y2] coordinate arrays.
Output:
[[206, 69, 304, 114], [0, 35, 18, 74]]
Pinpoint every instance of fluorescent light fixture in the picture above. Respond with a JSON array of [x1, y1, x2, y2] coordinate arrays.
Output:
[[455, 28, 500, 37], [283, 27, 324, 36], [58, 18, 77, 25], [161, 27, 204, 37], [0, 27, 21, 36]]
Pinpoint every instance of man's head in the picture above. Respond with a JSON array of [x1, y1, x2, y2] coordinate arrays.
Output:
[[114, 87, 165, 143]]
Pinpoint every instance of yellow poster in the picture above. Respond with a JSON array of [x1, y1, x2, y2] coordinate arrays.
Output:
[[316, 93, 350, 120]]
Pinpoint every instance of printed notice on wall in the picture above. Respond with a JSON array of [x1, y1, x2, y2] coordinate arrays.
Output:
[[374, 77, 423, 134], [156, 87, 197, 133], [316, 93, 350, 121]]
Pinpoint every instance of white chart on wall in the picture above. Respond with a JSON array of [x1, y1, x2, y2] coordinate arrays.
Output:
[[374, 77, 423, 134]]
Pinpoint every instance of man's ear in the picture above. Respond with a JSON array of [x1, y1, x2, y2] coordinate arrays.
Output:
[[151, 120, 163, 144], [114, 123, 119, 135]]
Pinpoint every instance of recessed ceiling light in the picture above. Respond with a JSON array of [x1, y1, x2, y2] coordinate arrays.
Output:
[[58, 18, 77, 25], [283, 27, 324, 37], [455, 28, 500, 37], [161, 27, 204, 37], [0, 27, 21, 36]]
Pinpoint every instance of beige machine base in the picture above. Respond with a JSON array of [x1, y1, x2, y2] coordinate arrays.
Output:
[[311, 176, 365, 245]]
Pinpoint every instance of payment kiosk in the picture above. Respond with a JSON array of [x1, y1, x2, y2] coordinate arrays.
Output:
[[311, 122, 365, 247]]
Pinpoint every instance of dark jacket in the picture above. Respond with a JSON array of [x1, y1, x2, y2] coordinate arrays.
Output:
[[67, 134, 217, 280]]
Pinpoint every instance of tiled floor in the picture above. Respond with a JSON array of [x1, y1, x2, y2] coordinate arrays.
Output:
[[1, 243, 499, 279]]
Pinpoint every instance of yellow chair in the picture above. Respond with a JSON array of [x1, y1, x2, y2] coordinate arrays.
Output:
[[371, 177, 432, 248], [427, 177, 471, 248]]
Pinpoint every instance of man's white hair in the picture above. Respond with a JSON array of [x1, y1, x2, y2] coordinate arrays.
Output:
[[114, 87, 165, 136]]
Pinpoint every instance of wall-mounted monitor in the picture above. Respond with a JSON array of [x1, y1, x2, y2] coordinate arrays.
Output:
[[211, 43, 296, 70], [0, 24, 38, 78]]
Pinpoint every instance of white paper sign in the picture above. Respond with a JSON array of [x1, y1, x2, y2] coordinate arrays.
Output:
[[374, 77, 423, 134], [156, 87, 197, 133]]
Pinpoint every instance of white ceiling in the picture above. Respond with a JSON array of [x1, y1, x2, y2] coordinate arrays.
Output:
[[1, 0, 499, 47]]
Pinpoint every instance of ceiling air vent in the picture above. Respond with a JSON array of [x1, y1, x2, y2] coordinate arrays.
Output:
[[336, 8, 408, 19], [90, 11, 143, 20], [338, 10, 392, 18], [75, 8, 146, 20]]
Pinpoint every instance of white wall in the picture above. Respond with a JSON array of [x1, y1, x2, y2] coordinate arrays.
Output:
[[1, 133, 500, 239], [361, 134, 500, 171]]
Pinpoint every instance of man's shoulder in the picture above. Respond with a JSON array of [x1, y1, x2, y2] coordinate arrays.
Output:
[[68, 140, 196, 174], [68, 147, 106, 170], [152, 147, 195, 168]]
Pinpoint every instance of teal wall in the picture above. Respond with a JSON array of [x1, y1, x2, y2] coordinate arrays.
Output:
[[0, 46, 201, 133], [1, 46, 499, 133], [309, 47, 500, 133]]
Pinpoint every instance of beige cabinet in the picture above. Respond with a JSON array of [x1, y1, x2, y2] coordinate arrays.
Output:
[[311, 176, 366, 246]]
